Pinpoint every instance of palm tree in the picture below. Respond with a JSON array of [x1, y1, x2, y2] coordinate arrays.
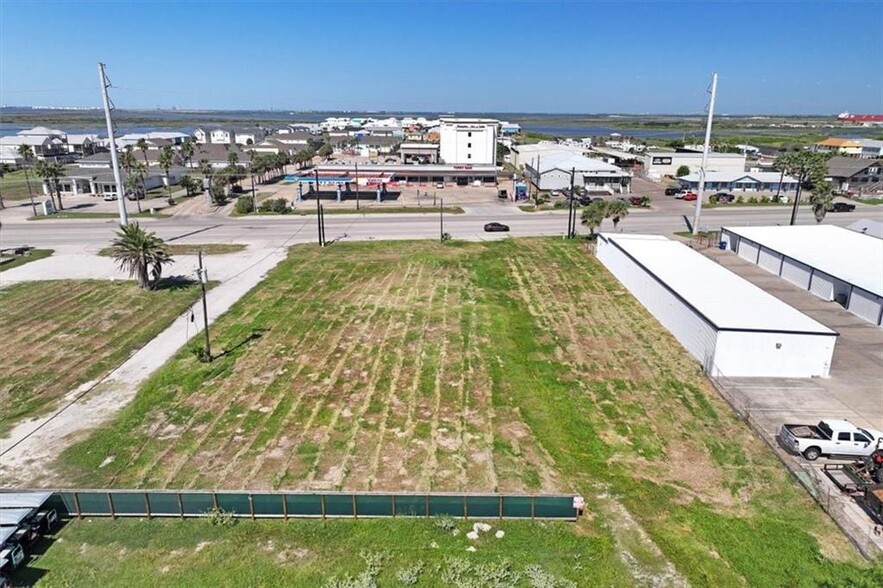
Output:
[[0, 163, 12, 209], [809, 183, 834, 224], [158, 146, 176, 204], [120, 147, 142, 212], [34, 160, 65, 210], [608, 200, 630, 231], [136, 139, 151, 206], [180, 140, 195, 169], [180, 174, 197, 197], [580, 200, 609, 236], [16, 145, 37, 215], [109, 222, 173, 290]]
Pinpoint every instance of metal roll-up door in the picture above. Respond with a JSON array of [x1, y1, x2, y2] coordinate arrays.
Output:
[[738, 240, 759, 263], [757, 248, 782, 273], [847, 288, 883, 326], [781, 258, 812, 289], [809, 271, 834, 300]]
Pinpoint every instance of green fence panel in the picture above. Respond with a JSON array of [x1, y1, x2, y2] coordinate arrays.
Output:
[[77, 492, 112, 515], [109, 492, 145, 516], [394, 495, 426, 517], [534, 496, 574, 519], [428, 495, 464, 517], [324, 494, 354, 517], [466, 496, 499, 518], [285, 494, 322, 517], [146, 493, 181, 516], [217, 493, 251, 517], [51, 493, 76, 516], [253, 494, 284, 517], [501, 496, 532, 518], [355, 495, 393, 517], [180, 493, 214, 516]]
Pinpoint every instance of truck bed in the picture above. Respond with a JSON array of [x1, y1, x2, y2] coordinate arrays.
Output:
[[782, 424, 829, 440]]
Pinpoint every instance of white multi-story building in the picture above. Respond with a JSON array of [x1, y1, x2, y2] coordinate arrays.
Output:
[[439, 118, 498, 165]]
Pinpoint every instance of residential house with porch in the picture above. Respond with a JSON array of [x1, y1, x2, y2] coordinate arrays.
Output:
[[826, 156, 883, 194], [0, 135, 68, 163]]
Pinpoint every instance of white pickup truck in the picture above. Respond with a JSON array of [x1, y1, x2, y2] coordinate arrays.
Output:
[[779, 419, 883, 461]]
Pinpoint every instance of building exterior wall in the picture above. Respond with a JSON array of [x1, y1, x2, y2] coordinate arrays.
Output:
[[713, 331, 835, 378], [848, 288, 883, 326], [757, 247, 782, 273], [722, 228, 881, 327], [439, 120, 497, 165], [643, 153, 746, 178], [596, 237, 719, 372], [781, 258, 812, 289]]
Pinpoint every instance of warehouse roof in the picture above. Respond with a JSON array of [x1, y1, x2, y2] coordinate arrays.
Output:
[[600, 234, 836, 335], [847, 219, 883, 240], [722, 225, 883, 297]]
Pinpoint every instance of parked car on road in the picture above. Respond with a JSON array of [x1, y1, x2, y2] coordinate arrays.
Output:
[[828, 202, 856, 212], [780, 419, 883, 461], [484, 222, 510, 232], [713, 192, 735, 202], [497, 189, 508, 199], [435, 182, 445, 189], [103, 193, 118, 202], [665, 187, 680, 196]]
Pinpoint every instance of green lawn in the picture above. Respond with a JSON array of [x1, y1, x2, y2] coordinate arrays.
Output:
[[0, 280, 202, 436], [20, 517, 626, 587], [0, 248, 53, 272], [857, 197, 883, 205], [47, 239, 879, 585], [291, 205, 466, 215], [0, 168, 41, 200], [97, 244, 247, 257]]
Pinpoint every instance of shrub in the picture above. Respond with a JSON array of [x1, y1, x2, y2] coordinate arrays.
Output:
[[736, 195, 744, 203], [206, 506, 236, 527], [433, 514, 457, 533], [708, 195, 718, 204], [258, 198, 290, 214], [553, 201, 567, 209], [760, 195, 770, 203], [395, 561, 424, 585], [748, 196, 758, 204], [639, 196, 651, 207], [234, 196, 255, 215], [676, 165, 690, 177]]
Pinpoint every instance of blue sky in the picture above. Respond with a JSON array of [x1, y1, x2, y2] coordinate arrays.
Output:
[[1, 0, 880, 114]]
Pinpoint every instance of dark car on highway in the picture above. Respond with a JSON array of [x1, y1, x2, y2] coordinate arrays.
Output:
[[664, 187, 680, 196], [829, 202, 856, 212], [484, 222, 510, 232]]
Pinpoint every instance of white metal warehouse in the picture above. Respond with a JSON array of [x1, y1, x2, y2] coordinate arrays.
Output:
[[596, 234, 837, 378], [721, 225, 883, 327]]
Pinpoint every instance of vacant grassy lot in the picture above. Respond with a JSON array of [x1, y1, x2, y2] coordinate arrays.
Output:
[[0, 280, 202, 436], [57, 239, 878, 585], [20, 517, 629, 587]]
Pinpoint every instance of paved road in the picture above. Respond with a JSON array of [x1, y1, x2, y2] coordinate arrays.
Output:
[[2, 204, 879, 248]]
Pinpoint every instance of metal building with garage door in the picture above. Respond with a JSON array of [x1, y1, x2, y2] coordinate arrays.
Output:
[[596, 234, 838, 378], [721, 225, 883, 327]]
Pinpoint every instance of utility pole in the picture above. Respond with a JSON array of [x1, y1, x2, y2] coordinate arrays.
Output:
[[316, 192, 324, 246], [439, 197, 444, 241], [692, 72, 718, 237], [567, 167, 576, 238], [774, 167, 785, 202], [355, 162, 360, 211], [197, 250, 212, 362], [789, 172, 805, 226], [98, 62, 128, 226]]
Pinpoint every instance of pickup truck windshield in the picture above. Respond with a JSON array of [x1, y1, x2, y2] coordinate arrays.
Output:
[[819, 421, 834, 439], [859, 428, 876, 441]]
